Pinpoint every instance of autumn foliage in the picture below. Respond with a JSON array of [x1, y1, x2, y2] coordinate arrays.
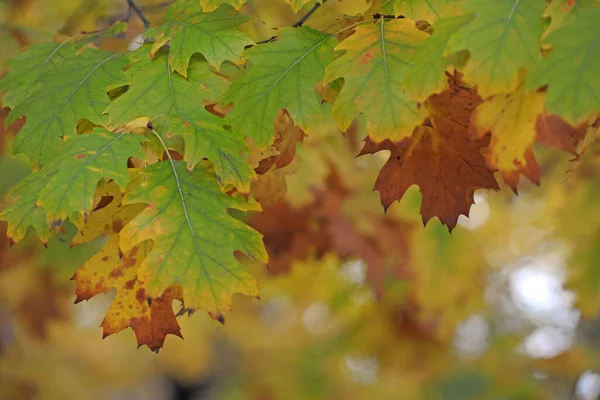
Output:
[[1, 0, 600, 398]]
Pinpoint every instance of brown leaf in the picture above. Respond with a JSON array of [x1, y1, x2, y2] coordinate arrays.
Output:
[[254, 110, 305, 174], [536, 114, 588, 154], [249, 167, 349, 274], [71, 182, 184, 351], [361, 74, 499, 231], [250, 110, 306, 207]]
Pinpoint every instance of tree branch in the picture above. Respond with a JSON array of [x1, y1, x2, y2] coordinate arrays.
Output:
[[247, 0, 329, 48], [126, 0, 151, 29], [293, 0, 328, 27]]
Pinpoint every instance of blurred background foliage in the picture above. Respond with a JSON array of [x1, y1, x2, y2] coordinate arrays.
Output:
[[1, 0, 600, 399]]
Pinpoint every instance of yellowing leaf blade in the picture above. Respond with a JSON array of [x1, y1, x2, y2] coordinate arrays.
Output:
[[120, 160, 267, 316], [325, 19, 428, 142]]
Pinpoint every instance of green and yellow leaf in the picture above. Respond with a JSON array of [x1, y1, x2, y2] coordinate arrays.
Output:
[[225, 26, 337, 147], [445, 0, 546, 97], [325, 18, 428, 142], [107, 47, 253, 190], [7, 47, 129, 163], [119, 159, 267, 317], [145, 3, 253, 76]]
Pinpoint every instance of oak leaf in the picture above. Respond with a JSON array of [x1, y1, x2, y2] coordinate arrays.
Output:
[[5, 46, 129, 163], [469, 82, 545, 191], [536, 114, 589, 154], [404, 14, 473, 102], [528, 8, 600, 124], [225, 26, 336, 147], [119, 160, 267, 317], [360, 74, 498, 230], [106, 46, 253, 190], [0, 129, 145, 241], [325, 18, 428, 142], [72, 181, 184, 351], [145, 3, 253, 75], [445, 0, 546, 97]]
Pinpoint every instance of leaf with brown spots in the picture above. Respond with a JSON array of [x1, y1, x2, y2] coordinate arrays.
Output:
[[119, 160, 267, 320], [72, 182, 184, 351], [360, 73, 499, 231]]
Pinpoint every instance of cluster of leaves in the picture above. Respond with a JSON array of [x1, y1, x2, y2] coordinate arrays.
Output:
[[0, 0, 599, 354]]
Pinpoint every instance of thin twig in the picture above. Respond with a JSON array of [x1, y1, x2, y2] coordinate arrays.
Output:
[[293, 0, 328, 27], [126, 0, 151, 29], [247, 0, 330, 48]]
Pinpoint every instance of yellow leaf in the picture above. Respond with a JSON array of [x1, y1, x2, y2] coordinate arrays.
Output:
[[470, 82, 545, 191]]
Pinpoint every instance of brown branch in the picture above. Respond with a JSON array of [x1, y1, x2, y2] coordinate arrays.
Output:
[[247, 0, 330, 48], [293, 0, 329, 27], [126, 0, 151, 29]]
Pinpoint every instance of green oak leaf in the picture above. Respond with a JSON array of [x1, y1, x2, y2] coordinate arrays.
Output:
[[404, 13, 474, 102], [380, 0, 459, 21], [7, 47, 129, 164], [168, 114, 253, 190], [36, 129, 146, 225], [107, 47, 230, 125], [445, 0, 546, 97], [324, 18, 428, 142], [119, 160, 268, 315], [0, 171, 51, 243], [145, 2, 253, 76], [107, 47, 252, 190], [527, 8, 600, 124], [0, 41, 75, 110], [224, 26, 337, 147], [3, 128, 145, 236]]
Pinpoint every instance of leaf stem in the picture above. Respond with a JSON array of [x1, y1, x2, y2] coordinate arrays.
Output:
[[126, 0, 151, 29]]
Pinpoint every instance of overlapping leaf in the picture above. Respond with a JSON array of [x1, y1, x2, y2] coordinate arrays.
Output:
[[528, 8, 600, 124], [119, 160, 267, 316], [445, 0, 546, 96], [325, 18, 428, 142], [1, 128, 145, 238], [224, 26, 337, 147], [0, 41, 72, 110], [536, 114, 588, 154], [145, 2, 253, 76], [7, 47, 128, 163], [470, 80, 545, 191], [107, 47, 253, 190], [72, 181, 183, 351], [360, 74, 499, 230], [404, 14, 473, 102]]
